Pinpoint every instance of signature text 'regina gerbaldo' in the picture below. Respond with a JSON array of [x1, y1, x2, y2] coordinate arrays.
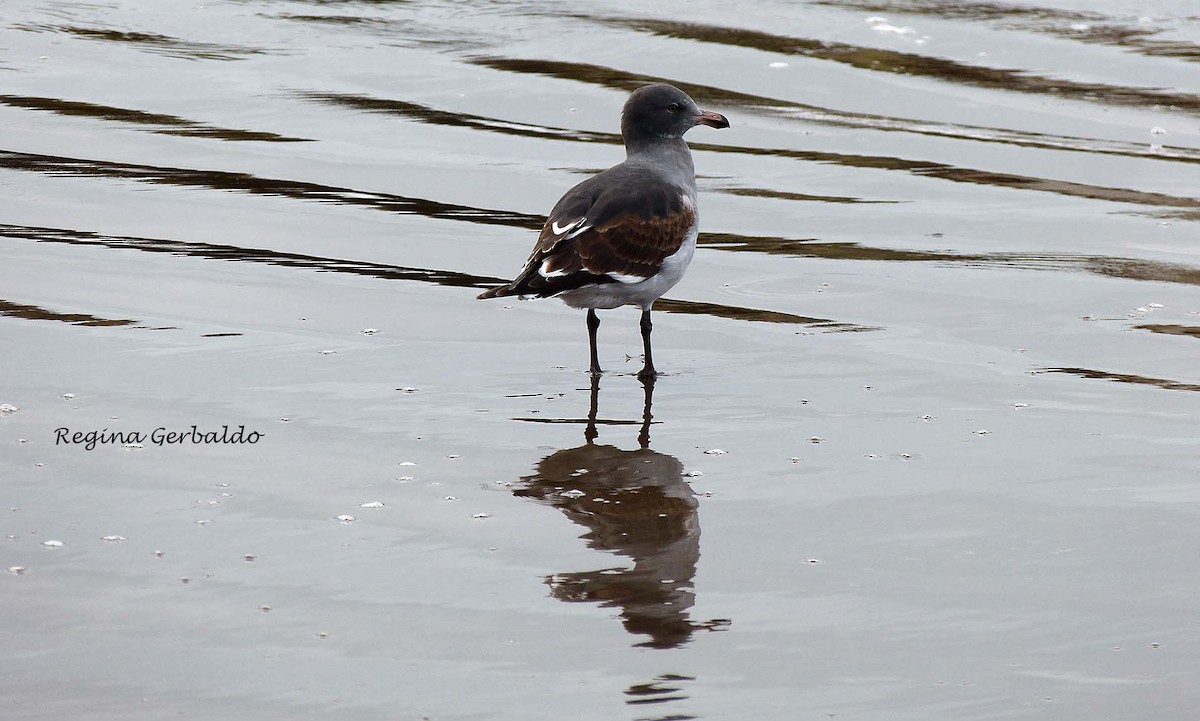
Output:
[[54, 425, 264, 451]]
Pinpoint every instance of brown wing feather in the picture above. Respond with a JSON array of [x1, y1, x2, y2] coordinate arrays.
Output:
[[578, 204, 694, 279], [477, 166, 695, 299]]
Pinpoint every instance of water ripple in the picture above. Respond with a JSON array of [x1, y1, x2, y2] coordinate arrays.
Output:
[[815, 1, 1200, 62], [297, 91, 615, 144], [717, 187, 900, 204], [0, 94, 310, 142], [1133, 324, 1200, 340], [0, 223, 851, 329], [1036, 367, 1200, 393], [0, 298, 136, 327], [585, 16, 1200, 114], [16, 24, 277, 61], [0, 149, 542, 229], [469, 56, 1200, 165], [296, 91, 1200, 215], [2, 150, 1196, 288], [700, 232, 1200, 286]]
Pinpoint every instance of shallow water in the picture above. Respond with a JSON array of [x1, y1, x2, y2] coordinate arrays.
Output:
[[2, 0, 1198, 718]]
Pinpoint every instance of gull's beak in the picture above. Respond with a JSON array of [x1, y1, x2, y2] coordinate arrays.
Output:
[[695, 109, 730, 129]]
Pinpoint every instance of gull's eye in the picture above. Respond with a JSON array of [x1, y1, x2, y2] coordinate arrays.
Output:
[[667, 102, 681, 113]]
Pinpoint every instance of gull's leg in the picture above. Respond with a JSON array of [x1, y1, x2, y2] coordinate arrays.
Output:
[[638, 309, 657, 379], [587, 308, 602, 376]]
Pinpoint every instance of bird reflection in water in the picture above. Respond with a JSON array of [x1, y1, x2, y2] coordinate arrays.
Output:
[[512, 375, 730, 649]]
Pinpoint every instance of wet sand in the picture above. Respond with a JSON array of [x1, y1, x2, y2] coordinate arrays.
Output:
[[2, 1, 1198, 719]]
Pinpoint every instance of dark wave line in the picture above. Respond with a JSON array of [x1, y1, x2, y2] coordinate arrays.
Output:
[[814, 0, 1200, 62], [1036, 367, 1200, 392], [705, 147, 1199, 212], [467, 57, 1200, 165], [270, 15, 392, 27], [2, 149, 1196, 287], [15, 24, 275, 61], [589, 16, 1200, 113], [816, 0, 1104, 22], [655, 299, 867, 330], [718, 187, 901, 204], [0, 223, 506, 287], [296, 91, 1200, 212], [511, 416, 651, 426], [1135, 208, 1200, 223], [0, 149, 543, 230], [0, 298, 137, 327], [1133, 324, 1200, 340], [297, 91, 616, 144], [1048, 22, 1200, 62], [0, 223, 856, 330], [700, 232, 1200, 286], [0, 94, 311, 143]]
